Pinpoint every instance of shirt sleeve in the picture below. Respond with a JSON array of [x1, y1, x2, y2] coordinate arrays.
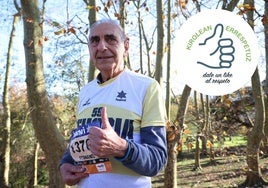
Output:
[[119, 80, 167, 176], [121, 126, 167, 176], [59, 147, 75, 167], [141, 80, 167, 128]]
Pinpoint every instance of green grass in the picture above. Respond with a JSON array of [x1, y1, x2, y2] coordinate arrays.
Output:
[[213, 135, 247, 148], [181, 134, 247, 152]]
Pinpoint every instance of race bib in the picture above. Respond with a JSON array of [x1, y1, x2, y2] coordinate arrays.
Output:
[[69, 121, 112, 174]]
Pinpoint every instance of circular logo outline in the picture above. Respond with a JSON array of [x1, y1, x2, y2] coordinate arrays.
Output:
[[173, 9, 259, 96]]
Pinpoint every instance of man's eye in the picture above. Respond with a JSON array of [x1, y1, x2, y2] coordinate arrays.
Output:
[[90, 37, 99, 44], [105, 35, 118, 44], [91, 39, 98, 43]]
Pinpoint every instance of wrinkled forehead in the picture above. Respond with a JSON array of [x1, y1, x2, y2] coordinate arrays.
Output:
[[89, 22, 125, 40]]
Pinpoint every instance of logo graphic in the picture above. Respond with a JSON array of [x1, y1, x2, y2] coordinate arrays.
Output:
[[173, 9, 259, 96], [197, 23, 235, 69], [116, 90, 127, 101], [82, 98, 91, 106]]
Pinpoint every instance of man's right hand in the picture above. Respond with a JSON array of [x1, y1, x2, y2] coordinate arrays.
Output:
[[60, 163, 89, 186]]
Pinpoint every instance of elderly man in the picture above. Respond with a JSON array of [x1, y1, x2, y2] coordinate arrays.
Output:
[[59, 19, 167, 188]]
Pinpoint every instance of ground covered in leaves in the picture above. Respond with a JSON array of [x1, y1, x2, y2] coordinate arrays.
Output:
[[152, 146, 268, 188]]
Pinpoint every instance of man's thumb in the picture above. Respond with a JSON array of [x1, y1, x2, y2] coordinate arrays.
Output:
[[101, 107, 110, 129]]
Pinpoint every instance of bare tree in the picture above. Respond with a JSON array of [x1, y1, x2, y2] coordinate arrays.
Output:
[[165, 0, 172, 119], [165, 85, 191, 188], [155, 0, 164, 86], [0, 6, 20, 188], [240, 0, 268, 186], [263, 0, 268, 156], [20, 0, 66, 187], [83, 0, 98, 82], [133, 1, 144, 74]]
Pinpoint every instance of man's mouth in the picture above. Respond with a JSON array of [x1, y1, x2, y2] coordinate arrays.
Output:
[[97, 56, 113, 59]]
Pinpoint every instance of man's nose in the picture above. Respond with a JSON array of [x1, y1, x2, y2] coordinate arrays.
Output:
[[97, 39, 107, 51]]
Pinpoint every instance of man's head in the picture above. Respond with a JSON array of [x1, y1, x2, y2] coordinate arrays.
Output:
[[88, 19, 129, 81]]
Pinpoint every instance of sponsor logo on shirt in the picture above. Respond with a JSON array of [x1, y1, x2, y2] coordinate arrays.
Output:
[[82, 98, 91, 106], [116, 90, 127, 101]]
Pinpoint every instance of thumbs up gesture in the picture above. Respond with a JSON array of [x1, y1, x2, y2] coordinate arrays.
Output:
[[88, 107, 128, 158]]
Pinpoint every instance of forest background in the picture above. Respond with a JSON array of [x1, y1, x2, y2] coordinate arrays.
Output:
[[0, 0, 267, 187]]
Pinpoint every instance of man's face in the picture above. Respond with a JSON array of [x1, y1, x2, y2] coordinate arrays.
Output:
[[88, 23, 128, 76]]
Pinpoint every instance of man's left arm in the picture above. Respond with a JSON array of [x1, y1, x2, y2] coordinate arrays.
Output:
[[117, 125, 167, 176]]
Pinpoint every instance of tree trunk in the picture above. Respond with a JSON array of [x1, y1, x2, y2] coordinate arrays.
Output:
[[194, 135, 202, 170], [119, 0, 132, 69], [164, 139, 178, 188], [200, 93, 205, 131], [30, 142, 40, 187], [140, 18, 153, 77], [155, 0, 164, 86], [0, 12, 20, 188], [200, 95, 209, 154], [164, 85, 191, 188], [84, 0, 98, 82], [27, 142, 39, 188], [133, 1, 144, 74], [193, 91, 200, 121], [204, 95, 210, 133], [240, 67, 268, 185], [165, 0, 171, 120], [27, 141, 40, 188], [262, 0, 268, 156], [240, 0, 268, 186], [200, 135, 207, 155], [20, 0, 66, 187]]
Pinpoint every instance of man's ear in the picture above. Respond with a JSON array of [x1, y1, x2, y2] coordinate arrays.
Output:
[[123, 37, 129, 58], [124, 37, 129, 50]]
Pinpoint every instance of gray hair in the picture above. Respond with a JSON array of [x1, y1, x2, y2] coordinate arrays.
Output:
[[89, 19, 127, 41]]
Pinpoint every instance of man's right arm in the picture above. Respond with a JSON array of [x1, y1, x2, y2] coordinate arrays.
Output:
[[59, 148, 75, 167]]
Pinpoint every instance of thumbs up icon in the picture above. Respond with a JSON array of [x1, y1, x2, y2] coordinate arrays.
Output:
[[197, 24, 235, 69]]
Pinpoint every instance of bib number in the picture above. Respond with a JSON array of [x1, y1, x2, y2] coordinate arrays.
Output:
[[69, 121, 112, 174]]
